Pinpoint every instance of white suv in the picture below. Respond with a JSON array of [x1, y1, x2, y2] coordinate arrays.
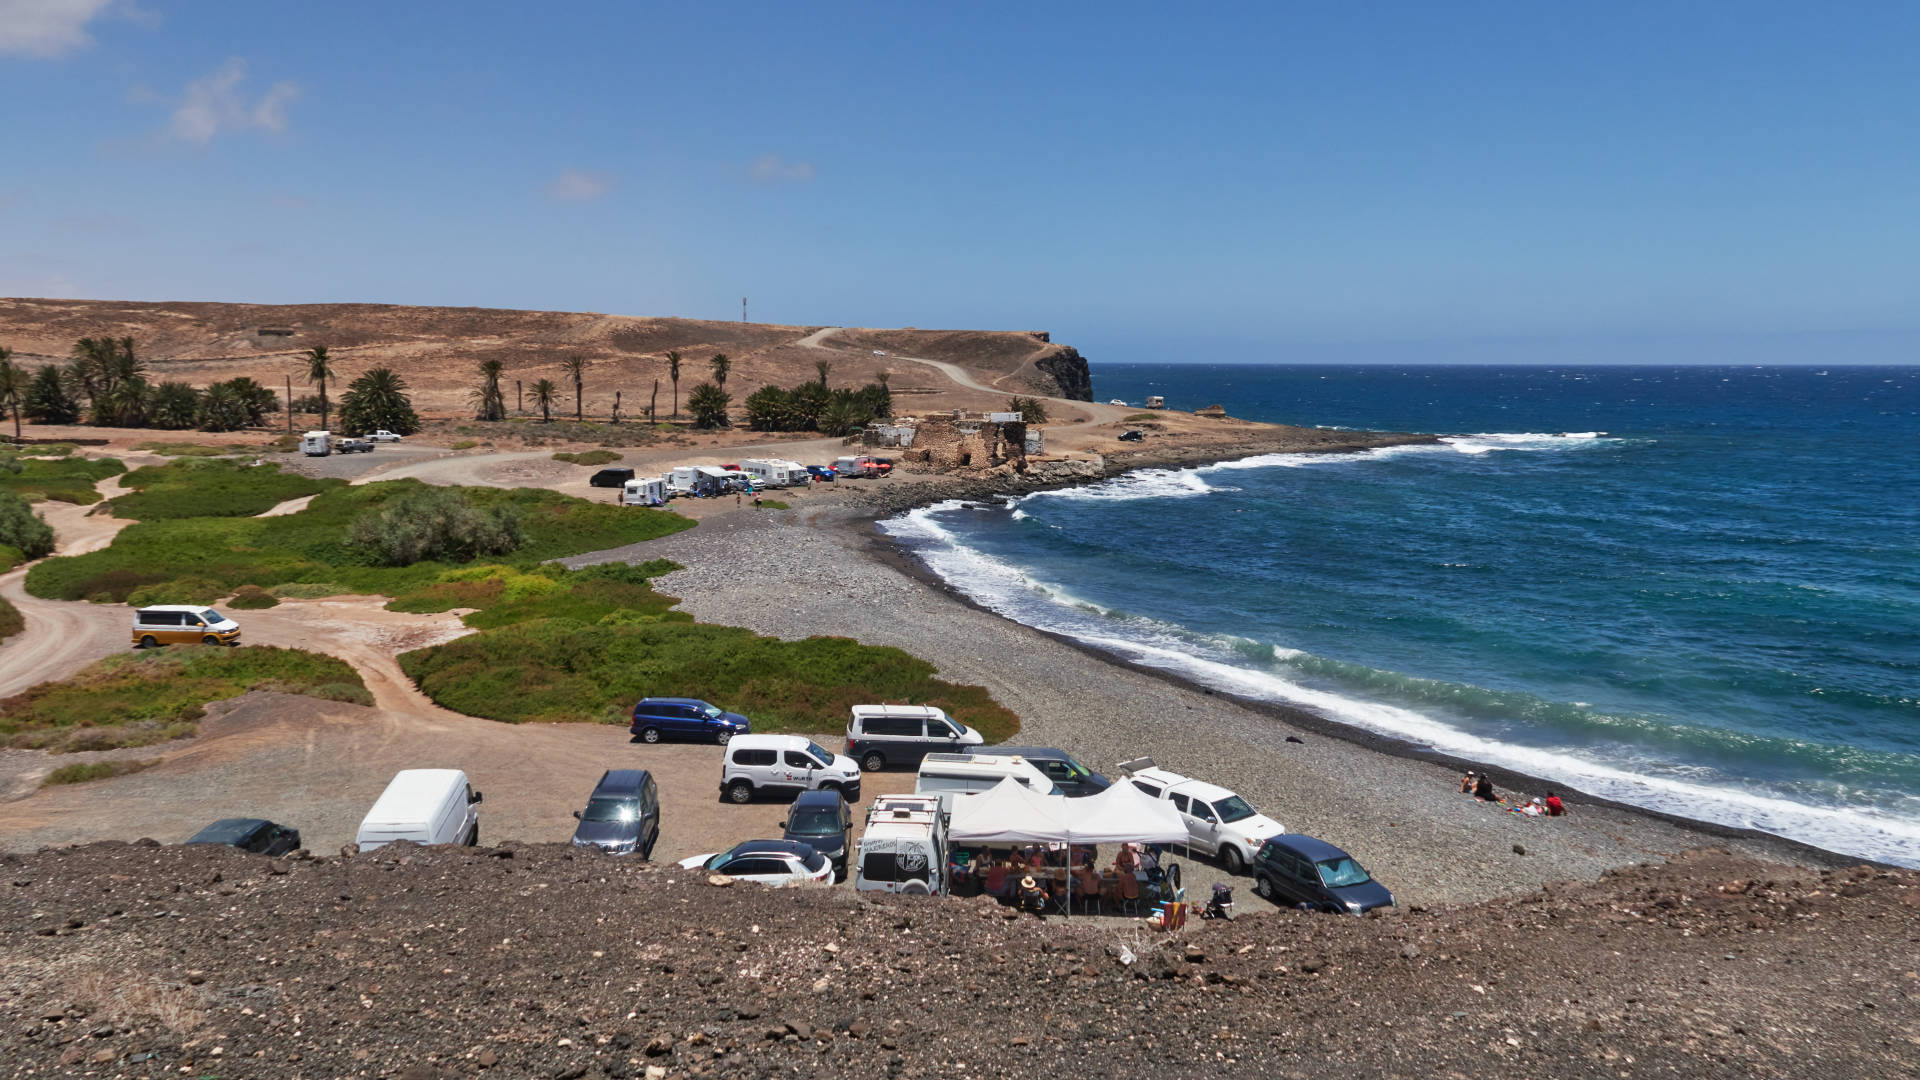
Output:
[[720, 734, 863, 805], [1118, 759, 1285, 875]]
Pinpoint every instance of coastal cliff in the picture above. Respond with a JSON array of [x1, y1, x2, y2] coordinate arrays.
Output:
[[1026, 344, 1094, 401]]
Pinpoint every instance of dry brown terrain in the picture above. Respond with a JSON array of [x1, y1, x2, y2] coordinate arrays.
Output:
[[0, 298, 1095, 420], [1, 842, 1913, 1079]]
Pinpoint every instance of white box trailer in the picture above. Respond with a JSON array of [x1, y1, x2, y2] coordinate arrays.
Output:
[[301, 430, 331, 456], [854, 794, 948, 896], [621, 476, 668, 506], [667, 466, 700, 495], [742, 458, 806, 488]]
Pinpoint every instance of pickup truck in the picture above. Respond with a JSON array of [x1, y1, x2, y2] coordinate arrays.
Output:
[[367, 430, 405, 442], [336, 438, 375, 454]]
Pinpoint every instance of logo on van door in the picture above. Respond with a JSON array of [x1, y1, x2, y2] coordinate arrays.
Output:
[[899, 850, 928, 873]]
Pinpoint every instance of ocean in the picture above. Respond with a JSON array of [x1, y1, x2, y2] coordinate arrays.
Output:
[[880, 365, 1920, 866]]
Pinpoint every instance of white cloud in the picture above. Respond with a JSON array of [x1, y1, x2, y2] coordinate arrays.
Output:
[[165, 58, 299, 144], [750, 152, 815, 185], [545, 169, 613, 202], [0, 0, 115, 58]]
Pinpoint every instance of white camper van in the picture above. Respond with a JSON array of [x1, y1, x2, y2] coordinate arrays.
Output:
[[621, 477, 668, 507], [914, 753, 1058, 814], [854, 794, 948, 895], [667, 466, 700, 496], [742, 458, 806, 488], [301, 430, 331, 456], [354, 769, 483, 851], [833, 455, 870, 478]]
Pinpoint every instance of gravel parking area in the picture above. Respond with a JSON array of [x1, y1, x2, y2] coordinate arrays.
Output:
[[273, 442, 452, 481]]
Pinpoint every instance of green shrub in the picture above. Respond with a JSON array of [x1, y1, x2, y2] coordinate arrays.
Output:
[[268, 582, 351, 599], [125, 577, 227, 606], [753, 500, 790, 510], [0, 544, 23, 571], [448, 440, 479, 450], [395, 559, 1016, 739], [110, 458, 339, 520], [267, 434, 299, 453], [26, 480, 694, 604], [0, 595, 21, 641], [553, 450, 622, 466], [227, 584, 280, 609], [19, 443, 75, 457], [1122, 413, 1160, 422], [0, 645, 371, 752], [0, 491, 54, 560], [348, 486, 525, 566], [43, 759, 163, 786], [0, 454, 124, 505]]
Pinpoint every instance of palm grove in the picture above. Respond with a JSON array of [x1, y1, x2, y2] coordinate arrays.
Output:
[[0, 340, 421, 437]]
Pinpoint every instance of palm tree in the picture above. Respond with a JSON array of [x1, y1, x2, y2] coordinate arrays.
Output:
[[303, 346, 337, 431], [530, 378, 558, 422], [470, 359, 507, 421], [91, 338, 149, 427], [0, 350, 22, 441], [665, 350, 682, 420], [685, 382, 731, 429], [197, 382, 249, 432], [709, 352, 731, 390], [875, 370, 891, 390], [559, 354, 588, 421], [338, 367, 421, 435], [148, 382, 202, 429], [814, 358, 830, 388]]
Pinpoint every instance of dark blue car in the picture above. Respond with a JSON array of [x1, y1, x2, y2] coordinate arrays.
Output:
[[806, 465, 837, 482], [630, 697, 752, 745], [781, 788, 852, 881], [1252, 834, 1395, 915]]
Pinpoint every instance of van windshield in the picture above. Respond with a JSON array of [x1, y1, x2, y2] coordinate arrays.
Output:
[[1317, 857, 1372, 889], [200, 609, 226, 624], [805, 741, 834, 767]]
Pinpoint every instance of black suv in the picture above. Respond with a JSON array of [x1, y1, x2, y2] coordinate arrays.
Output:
[[1252, 834, 1394, 914], [185, 818, 301, 856], [781, 788, 853, 881], [970, 745, 1111, 797], [571, 769, 661, 858]]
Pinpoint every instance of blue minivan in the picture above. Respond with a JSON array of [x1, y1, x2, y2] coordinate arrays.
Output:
[[630, 698, 752, 744], [1252, 834, 1395, 915]]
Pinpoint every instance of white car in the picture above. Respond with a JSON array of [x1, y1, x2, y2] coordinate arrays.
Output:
[[368, 429, 405, 442], [1120, 762, 1286, 875], [678, 840, 835, 887]]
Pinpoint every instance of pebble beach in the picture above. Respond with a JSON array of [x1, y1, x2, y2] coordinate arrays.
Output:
[[567, 492, 1839, 909]]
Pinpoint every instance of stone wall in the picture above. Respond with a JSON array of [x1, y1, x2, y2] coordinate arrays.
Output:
[[865, 416, 1029, 474]]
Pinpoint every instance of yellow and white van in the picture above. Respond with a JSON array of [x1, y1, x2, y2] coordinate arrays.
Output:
[[130, 605, 242, 648]]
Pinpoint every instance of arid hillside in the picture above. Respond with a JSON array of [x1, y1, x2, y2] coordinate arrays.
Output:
[[0, 298, 1095, 417]]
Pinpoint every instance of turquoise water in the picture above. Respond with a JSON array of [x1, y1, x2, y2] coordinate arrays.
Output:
[[881, 366, 1920, 865]]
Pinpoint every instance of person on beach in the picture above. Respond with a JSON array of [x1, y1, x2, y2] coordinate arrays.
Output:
[[1473, 774, 1497, 801], [1016, 875, 1048, 915], [1114, 844, 1138, 875], [1545, 792, 1565, 816], [1136, 844, 1160, 874], [1072, 861, 1102, 903], [983, 860, 1008, 898], [1460, 771, 1477, 794]]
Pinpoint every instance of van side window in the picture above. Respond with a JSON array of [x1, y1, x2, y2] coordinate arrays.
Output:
[[864, 716, 919, 737], [733, 748, 777, 767], [1168, 793, 1190, 813], [1193, 801, 1218, 823], [141, 611, 179, 626], [783, 751, 816, 768]]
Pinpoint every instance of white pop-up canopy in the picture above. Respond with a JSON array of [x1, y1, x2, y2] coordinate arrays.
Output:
[[947, 777, 1187, 846], [1061, 780, 1188, 845], [947, 777, 1073, 844]]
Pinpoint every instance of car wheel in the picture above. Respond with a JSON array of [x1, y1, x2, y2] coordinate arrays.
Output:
[[726, 780, 753, 804], [639, 727, 661, 744], [139, 635, 158, 649], [715, 728, 732, 745], [900, 881, 931, 896], [469, 823, 480, 846], [202, 635, 221, 646], [1222, 846, 1246, 875], [860, 751, 885, 773], [1252, 875, 1269, 899]]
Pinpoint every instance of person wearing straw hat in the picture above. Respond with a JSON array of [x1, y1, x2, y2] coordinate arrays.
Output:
[[1016, 874, 1048, 916]]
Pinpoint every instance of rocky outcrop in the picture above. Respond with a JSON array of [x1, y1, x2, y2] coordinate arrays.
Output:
[[1027, 346, 1093, 401]]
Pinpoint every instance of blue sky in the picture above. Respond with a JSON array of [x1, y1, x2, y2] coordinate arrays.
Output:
[[3, 2, 1918, 364]]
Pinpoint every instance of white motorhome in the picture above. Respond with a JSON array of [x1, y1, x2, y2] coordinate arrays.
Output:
[[667, 466, 700, 495], [855, 794, 948, 895], [914, 753, 1058, 814], [354, 769, 483, 851], [300, 430, 331, 456], [742, 458, 806, 488], [832, 455, 870, 478], [621, 476, 668, 507]]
